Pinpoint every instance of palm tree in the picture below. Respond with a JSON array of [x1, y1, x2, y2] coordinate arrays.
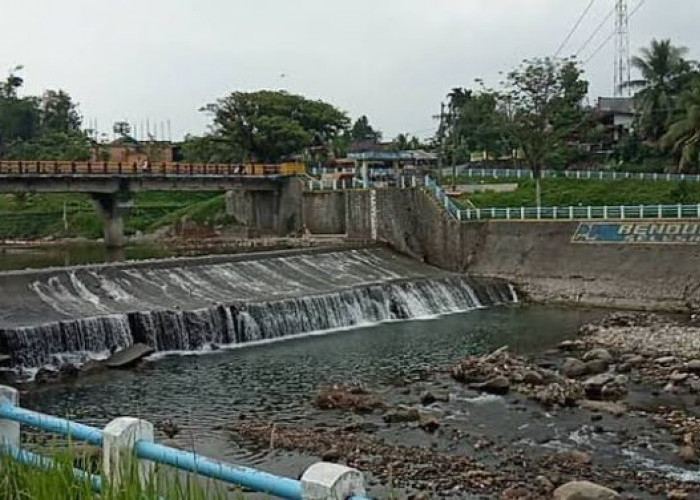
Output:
[[661, 78, 700, 173], [628, 39, 693, 142]]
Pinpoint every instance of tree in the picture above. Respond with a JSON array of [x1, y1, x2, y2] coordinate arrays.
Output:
[[203, 90, 349, 162], [447, 88, 510, 161], [350, 115, 381, 142], [661, 77, 700, 173], [502, 57, 589, 206], [0, 68, 40, 155], [40, 90, 81, 133], [629, 39, 695, 142]]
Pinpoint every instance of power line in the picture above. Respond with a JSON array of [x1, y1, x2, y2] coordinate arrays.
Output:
[[575, 6, 615, 57], [583, 0, 647, 65], [555, 0, 596, 57]]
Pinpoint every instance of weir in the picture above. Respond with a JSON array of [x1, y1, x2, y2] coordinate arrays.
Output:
[[0, 247, 514, 378]]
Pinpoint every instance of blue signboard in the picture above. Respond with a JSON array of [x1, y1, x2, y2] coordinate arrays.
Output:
[[573, 222, 700, 244]]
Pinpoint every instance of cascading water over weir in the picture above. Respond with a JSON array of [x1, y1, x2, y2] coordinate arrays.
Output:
[[0, 247, 516, 380]]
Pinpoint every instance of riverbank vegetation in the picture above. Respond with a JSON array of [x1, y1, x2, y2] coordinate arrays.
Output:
[[0, 192, 223, 240]]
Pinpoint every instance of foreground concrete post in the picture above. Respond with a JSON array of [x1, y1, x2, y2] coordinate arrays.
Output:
[[0, 386, 19, 447], [103, 417, 154, 486], [300, 462, 366, 500]]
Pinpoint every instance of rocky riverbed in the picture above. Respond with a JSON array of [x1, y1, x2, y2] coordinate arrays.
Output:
[[227, 312, 700, 499]]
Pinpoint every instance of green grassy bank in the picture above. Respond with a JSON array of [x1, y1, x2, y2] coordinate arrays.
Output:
[[446, 177, 700, 208]]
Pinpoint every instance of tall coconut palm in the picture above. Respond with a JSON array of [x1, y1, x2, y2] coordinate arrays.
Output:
[[628, 39, 693, 142], [661, 78, 700, 173]]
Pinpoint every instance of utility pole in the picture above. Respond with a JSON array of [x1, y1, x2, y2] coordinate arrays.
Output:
[[614, 0, 631, 97], [433, 102, 447, 184]]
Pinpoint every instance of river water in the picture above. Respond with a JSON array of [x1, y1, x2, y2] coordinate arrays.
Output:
[[21, 305, 599, 483]]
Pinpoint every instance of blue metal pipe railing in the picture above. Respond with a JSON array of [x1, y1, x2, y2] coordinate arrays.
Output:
[[0, 399, 372, 499], [134, 440, 303, 500], [2, 445, 103, 492], [0, 403, 103, 445]]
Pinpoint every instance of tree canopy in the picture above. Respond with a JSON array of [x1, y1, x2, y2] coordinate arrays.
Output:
[[201, 90, 349, 162]]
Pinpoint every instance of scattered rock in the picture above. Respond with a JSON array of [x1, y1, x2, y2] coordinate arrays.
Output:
[[678, 445, 698, 464], [670, 372, 689, 383], [420, 390, 449, 406], [620, 354, 645, 366], [684, 360, 700, 374], [556, 450, 592, 465], [315, 384, 383, 413], [418, 413, 440, 433], [521, 370, 545, 386], [106, 343, 154, 369], [583, 374, 615, 399], [156, 418, 180, 439], [668, 489, 690, 500], [559, 340, 584, 352], [470, 376, 510, 396], [553, 480, 620, 500], [321, 447, 341, 462], [501, 486, 533, 499], [580, 400, 628, 417], [561, 358, 588, 378], [584, 359, 609, 376], [383, 405, 420, 423], [655, 356, 678, 367], [583, 349, 614, 364]]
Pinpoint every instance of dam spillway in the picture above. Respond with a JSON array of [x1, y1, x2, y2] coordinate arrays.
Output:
[[0, 247, 515, 378]]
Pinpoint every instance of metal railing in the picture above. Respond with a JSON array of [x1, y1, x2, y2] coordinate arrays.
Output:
[[0, 386, 369, 499], [456, 204, 700, 221], [0, 161, 306, 177], [306, 176, 425, 191], [443, 165, 700, 183]]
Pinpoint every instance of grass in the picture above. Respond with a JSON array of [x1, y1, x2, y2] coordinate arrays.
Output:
[[0, 450, 244, 500], [448, 177, 700, 208], [0, 445, 242, 500]]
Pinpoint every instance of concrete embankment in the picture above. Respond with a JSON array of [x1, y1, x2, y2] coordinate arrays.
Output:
[[303, 188, 700, 311]]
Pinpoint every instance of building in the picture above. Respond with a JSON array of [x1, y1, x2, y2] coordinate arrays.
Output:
[[596, 97, 636, 142], [91, 137, 179, 165]]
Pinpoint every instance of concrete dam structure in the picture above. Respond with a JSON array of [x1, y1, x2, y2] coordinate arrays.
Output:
[[0, 247, 514, 378]]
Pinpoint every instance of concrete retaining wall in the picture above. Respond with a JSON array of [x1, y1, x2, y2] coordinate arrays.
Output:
[[303, 192, 346, 234], [304, 188, 700, 312]]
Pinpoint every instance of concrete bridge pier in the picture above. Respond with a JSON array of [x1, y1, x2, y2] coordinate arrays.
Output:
[[92, 193, 127, 248]]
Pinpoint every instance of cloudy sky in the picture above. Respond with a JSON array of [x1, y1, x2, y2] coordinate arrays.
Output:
[[1, 0, 697, 141]]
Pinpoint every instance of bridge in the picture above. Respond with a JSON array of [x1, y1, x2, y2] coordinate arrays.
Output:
[[0, 161, 306, 248]]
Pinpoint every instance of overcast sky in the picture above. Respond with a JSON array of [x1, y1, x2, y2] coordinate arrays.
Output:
[[1, 0, 697, 141]]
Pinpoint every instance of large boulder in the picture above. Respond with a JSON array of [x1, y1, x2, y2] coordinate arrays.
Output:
[[553, 480, 620, 500], [583, 374, 615, 399], [583, 349, 614, 364], [106, 344, 155, 369], [561, 358, 587, 378]]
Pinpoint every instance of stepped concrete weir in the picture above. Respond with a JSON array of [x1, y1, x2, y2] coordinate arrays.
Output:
[[0, 247, 514, 380]]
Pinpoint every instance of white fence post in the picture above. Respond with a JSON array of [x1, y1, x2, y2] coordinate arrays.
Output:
[[476, 208, 481, 220], [301, 462, 366, 500], [103, 418, 154, 487], [412, 176, 417, 188], [587, 206, 592, 219], [569, 206, 573, 219], [520, 206, 525, 220], [603, 206, 608, 219], [621, 206, 625, 220], [678, 204, 683, 219], [658, 205, 662, 218], [0, 386, 20, 448], [537, 206, 541, 220]]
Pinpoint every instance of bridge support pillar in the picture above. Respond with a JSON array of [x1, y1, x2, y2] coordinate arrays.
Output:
[[92, 193, 127, 249]]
